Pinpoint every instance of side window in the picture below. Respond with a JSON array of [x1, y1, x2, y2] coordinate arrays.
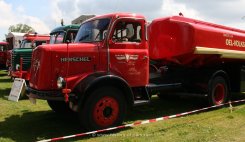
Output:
[[112, 21, 142, 43]]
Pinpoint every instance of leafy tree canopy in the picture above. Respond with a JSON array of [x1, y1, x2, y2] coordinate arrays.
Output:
[[8, 23, 35, 33]]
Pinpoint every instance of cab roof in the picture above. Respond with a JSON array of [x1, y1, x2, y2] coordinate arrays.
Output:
[[86, 13, 146, 22], [23, 33, 50, 41], [50, 24, 80, 34]]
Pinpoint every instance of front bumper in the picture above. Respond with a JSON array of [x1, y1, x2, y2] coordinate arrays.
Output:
[[26, 86, 64, 101], [11, 70, 30, 80]]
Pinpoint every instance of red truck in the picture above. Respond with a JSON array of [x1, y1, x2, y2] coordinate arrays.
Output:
[[0, 42, 9, 68], [10, 33, 50, 81], [27, 13, 245, 130]]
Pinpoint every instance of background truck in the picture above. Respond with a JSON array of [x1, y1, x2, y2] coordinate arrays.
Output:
[[10, 33, 50, 80], [5, 32, 25, 50], [49, 24, 80, 44], [27, 13, 245, 130], [5, 32, 25, 70], [10, 25, 80, 81], [0, 42, 9, 68]]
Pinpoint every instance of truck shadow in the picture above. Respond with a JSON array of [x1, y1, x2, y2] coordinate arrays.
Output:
[[0, 78, 12, 82], [127, 95, 207, 122], [0, 70, 9, 76], [0, 111, 84, 142], [0, 94, 244, 142], [0, 88, 11, 99]]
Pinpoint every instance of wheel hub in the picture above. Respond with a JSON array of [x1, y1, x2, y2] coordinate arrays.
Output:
[[103, 107, 113, 118], [93, 96, 119, 127], [214, 83, 225, 104]]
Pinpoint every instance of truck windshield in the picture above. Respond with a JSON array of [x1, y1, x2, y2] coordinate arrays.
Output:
[[50, 30, 78, 44], [20, 40, 47, 48], [50, 32, 65, 44], [75, 18, 110, 43], [20, 40, 32, 48]]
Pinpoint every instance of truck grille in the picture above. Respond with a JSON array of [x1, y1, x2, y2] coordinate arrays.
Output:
[[12, 50, 32, 71]]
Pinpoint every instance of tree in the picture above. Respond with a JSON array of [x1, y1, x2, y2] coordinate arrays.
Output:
[[8, 23, 35, 33]]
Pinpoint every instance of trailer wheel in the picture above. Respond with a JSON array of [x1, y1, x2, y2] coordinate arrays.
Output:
[[47, 100, 73, 114], [208, 76, 228, 106], [79, 86, 126, 130]]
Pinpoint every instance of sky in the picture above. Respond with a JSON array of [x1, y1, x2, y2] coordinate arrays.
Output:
[[1, 0, 245, 41]]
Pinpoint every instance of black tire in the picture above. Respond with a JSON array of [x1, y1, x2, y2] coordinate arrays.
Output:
[[47, 100, 73, 114], [208, 76, 228, 106], [79, 86, 126, 130]]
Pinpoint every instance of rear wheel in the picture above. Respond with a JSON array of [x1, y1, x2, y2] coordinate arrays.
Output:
[[79, 86, 126, 130], [47, 100, 73, 114], [208, 76, 228, 106]]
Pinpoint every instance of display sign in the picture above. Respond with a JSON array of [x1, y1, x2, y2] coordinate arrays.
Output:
[[8, 78, 26, 102]]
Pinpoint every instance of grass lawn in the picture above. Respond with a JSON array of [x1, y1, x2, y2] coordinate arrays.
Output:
[[0, 70, 245, 142]]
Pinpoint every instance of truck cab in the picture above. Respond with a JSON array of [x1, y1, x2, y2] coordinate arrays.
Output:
[[11, 33, 50, 80], [27, 13, 149, 130], [0, 42, 9, 68]]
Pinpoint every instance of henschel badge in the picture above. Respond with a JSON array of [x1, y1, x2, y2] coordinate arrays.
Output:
[[60, 57, 91, 62], [115, 54, 139, 62]]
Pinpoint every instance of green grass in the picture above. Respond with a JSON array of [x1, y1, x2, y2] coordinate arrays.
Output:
[[0, 70, 245, 142]]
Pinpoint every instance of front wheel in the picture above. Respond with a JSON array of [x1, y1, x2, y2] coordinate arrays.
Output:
[[208, 76, 228, 106], [79, 86, 126, 130]]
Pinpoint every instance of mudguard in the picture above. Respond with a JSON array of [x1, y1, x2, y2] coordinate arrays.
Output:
[[73, 72, 134, 107]]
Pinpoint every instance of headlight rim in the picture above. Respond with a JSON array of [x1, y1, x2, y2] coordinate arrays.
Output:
[[15, 64, 20, 70], [57, 76, 66, 89]]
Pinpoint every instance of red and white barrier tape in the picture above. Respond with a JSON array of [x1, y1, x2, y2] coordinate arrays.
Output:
[[37, 99, 245, 142]]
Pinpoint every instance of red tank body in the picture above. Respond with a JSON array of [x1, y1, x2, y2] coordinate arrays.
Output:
[[148, 16, 245, 66]]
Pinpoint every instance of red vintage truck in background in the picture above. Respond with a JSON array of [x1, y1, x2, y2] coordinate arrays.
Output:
[[27, 13, 245, 130], [0, 42, 9, 68], [10, 33, 50, 81]]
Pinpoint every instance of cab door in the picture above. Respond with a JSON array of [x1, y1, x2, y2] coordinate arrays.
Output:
[[109, 18, 149, 87]]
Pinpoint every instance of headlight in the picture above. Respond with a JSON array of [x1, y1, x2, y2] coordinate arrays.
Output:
[[16, 64, 20, 70], [57, 77, 66, 89]]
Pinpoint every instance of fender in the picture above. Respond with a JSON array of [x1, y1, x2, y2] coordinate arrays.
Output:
[[73, 72, 134, 107]]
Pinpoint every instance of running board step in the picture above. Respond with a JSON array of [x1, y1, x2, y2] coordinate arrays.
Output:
[[147, 83, 182, 92], [133, 100, 150, 106]]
